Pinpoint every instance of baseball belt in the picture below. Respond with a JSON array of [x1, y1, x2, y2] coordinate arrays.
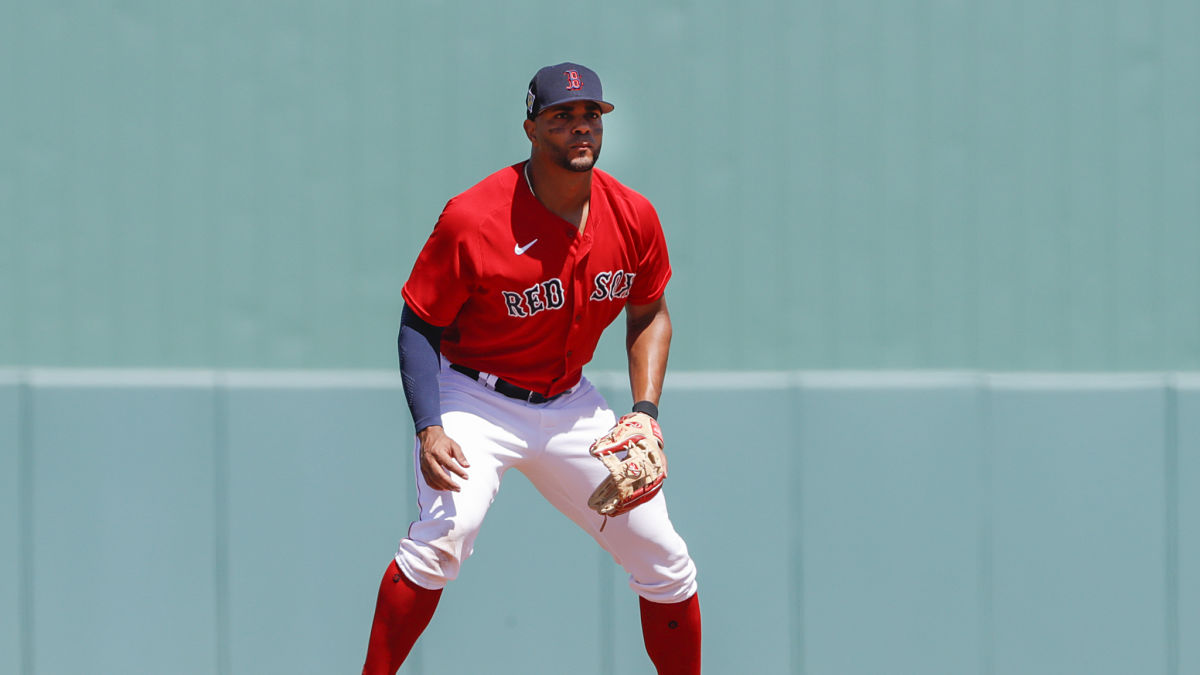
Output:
[[449, 364, 565, 404]]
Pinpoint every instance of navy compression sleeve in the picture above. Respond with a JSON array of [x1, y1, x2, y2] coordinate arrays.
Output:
[[398, 304, 444, 432]]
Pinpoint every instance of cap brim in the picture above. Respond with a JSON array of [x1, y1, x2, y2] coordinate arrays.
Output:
[[532, 98, 615, 117]]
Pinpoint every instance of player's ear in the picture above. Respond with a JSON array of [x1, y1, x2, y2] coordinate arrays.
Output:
[[523, 118, 536, 143]]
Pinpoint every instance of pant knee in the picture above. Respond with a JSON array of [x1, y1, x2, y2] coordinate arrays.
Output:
[[395, 536, 470, 590], [630, 553, 698, 604]]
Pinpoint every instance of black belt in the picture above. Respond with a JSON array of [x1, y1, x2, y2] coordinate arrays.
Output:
[[450, 364, 564, 404]]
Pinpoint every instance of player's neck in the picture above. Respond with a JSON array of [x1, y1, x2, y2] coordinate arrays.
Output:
[[525, 159, 592, 232]]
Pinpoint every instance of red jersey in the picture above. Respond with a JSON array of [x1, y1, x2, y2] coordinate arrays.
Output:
[[402, 162, 672, 397]]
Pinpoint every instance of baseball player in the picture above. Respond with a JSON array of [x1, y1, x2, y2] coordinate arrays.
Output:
[[361, 62, 701, 674]]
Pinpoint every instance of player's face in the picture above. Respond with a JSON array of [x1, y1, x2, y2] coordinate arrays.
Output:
[[527, 101, 604, 172]]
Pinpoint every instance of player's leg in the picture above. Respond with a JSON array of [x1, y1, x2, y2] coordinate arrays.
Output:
[[362, 559, 442, 674], [518, 379, 702, 674], [395, 371, 542, 587], [593, 494, 702, 675], [638, 591, 702, 675], [364, 371, 535, 672]]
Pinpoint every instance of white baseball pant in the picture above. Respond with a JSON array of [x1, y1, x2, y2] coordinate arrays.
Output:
[[394, 361, 698, 604]]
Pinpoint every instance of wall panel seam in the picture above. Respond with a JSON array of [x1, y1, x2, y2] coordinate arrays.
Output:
[[1165, 378, 1179, 675], [214, 377, 231, 675], [978, 376, 995, 675], [17, 373, 32, 675], [788, 381, 805, 675]]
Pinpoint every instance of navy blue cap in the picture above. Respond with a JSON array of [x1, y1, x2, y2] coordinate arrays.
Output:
[[525, 62, 615, 120]]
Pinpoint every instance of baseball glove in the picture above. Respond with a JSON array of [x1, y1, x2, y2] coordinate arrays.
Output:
[[587, 412, 667, 525]]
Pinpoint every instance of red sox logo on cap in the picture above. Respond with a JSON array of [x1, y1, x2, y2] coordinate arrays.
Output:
[[564, 70, 582, 90]]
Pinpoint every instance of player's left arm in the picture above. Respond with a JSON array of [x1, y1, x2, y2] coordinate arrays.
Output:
[[625, 296, 672, 410]]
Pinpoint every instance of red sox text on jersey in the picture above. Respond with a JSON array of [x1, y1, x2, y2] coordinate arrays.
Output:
[[502, 270, 636, 318]]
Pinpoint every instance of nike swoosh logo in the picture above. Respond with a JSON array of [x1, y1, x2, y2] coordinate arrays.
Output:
[[514, 239, 538, 255]]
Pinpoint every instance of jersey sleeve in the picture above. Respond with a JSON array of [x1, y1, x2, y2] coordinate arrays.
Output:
[[627, 198, 672, 305], [401, 201, 477, 327]]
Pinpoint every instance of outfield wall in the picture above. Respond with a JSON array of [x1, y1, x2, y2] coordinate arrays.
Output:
[[2, 369, 1198, 674], [4, 1, 1199, 372]]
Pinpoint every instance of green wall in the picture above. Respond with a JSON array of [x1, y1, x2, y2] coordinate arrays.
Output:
[[4, 1, 1199, 371], [2, 368, 1199, 674], [4, 3, 1199, 671]]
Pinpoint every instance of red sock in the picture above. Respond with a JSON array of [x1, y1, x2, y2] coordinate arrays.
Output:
[[639, 593, 702, 674], [362, 560, 443, 675]]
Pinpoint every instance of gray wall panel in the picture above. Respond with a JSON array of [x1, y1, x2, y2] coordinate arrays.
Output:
[[28, 379, 219, 674], [412, 470, 610, 675], [0, 377, 22, 675], [3, 369, 1196, 673], [988, 378, 1168, 675], [1177, 377, 1200, 675], [632, 385, 796, 675], [799, 376, 985, 675], [223, 382, 411, 675]]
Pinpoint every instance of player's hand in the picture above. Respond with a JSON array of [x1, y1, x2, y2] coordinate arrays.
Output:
[[416, 425, 470, 492]]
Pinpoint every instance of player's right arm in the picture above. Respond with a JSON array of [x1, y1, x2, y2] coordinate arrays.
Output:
[[398, 304, 470, 492], [399, 201, 480, 492]]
